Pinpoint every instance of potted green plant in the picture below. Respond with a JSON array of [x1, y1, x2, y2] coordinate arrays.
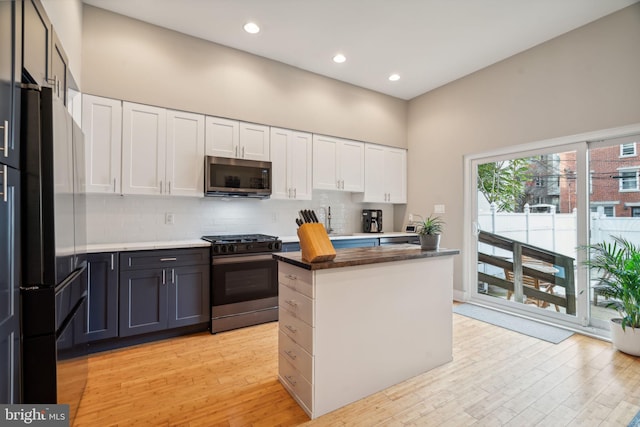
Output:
[[584, 236, 640, 356], [418, 215, 444, 250]]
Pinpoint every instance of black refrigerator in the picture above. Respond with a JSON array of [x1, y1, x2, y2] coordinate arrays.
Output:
[[19, 84, 88, 420]]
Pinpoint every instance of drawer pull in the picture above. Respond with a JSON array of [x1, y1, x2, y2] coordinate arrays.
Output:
[[284, 375, 297, 386], [160, 257, 177, 262], [285, 299, 297, 307], [284, 324, 297, 334], [285, 350, 297, 360], [285, 274, 297, 280]]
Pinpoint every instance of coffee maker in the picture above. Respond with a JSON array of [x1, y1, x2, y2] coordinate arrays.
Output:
[[362, 209, 383, 233]]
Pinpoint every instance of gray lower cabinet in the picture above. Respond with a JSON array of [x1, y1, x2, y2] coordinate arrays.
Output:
[[119, 248, 209, 337], [86, 252, 119, 341]]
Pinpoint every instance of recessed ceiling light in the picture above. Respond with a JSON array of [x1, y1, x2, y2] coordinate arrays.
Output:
[[388, 74, 400, 81], [244, 22, 260, 34], [333, 54, 346, 64]]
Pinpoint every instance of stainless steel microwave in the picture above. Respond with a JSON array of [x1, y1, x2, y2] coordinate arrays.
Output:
[[204, 156, 272, 198]]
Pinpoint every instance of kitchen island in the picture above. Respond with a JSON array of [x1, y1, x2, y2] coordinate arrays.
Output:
[[273, 244, 459, 419]]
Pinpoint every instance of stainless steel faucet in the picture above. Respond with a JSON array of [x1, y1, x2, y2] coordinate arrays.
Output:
[[316, 206, 334, 234]]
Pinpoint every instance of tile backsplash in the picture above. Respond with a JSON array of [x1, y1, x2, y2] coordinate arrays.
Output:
[[86, 190, 394, 244]]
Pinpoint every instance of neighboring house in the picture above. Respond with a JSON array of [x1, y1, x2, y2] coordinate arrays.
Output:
[[588, 142, 640, 217], [525, 143, 640, 216]]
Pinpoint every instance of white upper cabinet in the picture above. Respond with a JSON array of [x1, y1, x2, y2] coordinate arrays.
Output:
[[239, 122, 270, 161], [166, 110, 205, 197], [354, 144, 407, 204], [204, 116, 239, 159], [122, 102, 167, 195], [82, 94, 122, 194], [270, 127, 312, 200], [312, 134, 364, 192], [205, 117, 270, 161], [122, 103, 205, 196]]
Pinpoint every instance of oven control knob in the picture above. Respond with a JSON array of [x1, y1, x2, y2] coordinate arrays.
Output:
[[269, 242, 281, 251], [213, 246, 220, 254], [229, 245, 237, 253], [246, 244, 253, 251], [220, 245, 227, 253]]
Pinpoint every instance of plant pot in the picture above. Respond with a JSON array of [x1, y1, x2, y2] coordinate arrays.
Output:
[[419, 234, 441, 251], [610, 318, 640, 356]]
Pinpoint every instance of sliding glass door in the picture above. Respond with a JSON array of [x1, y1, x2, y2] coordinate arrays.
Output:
[[469, 142, 589, 327], [466, 131, 640, 333]]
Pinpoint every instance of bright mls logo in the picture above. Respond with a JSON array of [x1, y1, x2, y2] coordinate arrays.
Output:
[[0, 405, 69, 426]]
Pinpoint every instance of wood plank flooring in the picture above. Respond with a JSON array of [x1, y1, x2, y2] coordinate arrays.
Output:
[[74, 307, 640, 426]]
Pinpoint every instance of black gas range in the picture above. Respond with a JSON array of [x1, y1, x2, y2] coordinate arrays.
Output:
[[201, 234, 283, 333], [202, 233, 282, 255]]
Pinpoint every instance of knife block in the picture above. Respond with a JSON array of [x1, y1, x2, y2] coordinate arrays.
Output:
[[297, 223, 336, 263]]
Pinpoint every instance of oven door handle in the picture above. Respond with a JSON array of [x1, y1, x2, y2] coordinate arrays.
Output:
[[212, 254, 275, 265]]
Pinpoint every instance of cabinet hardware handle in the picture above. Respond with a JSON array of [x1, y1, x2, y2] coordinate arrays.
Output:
[[110, 253, 114, 271], [285, 299, 297, 307], [171, 268, 175, 283], [286, 274, 297, 280], [113, 178, 116, 193], [336, 180, 340, 189], [285, 350, 297, 360], [285, 324, 297, 333], [160, 257, 177, 262], [160, 180, 163, 193], [235, 146, 238, 157], [294, 188, 297, 198], [162, 269, 166, 285], [0, 165, 6, 203], [284, 375, 297, 386], [1, 120, 7, 157], [168, 181, 171, 194]]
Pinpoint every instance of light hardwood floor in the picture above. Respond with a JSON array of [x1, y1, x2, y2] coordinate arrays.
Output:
[[74, 308, 640, 426]]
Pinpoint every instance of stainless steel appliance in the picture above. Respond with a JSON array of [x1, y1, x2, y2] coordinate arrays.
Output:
[[362, 209, 383, 233], [19, 84, 88, 418], [202, 234, 282, 333], [205, 156, 272, 198]]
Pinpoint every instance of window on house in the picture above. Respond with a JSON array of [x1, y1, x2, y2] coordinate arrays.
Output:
[[620, 143, 637, 157], [534, 176, 544, 187], [632, 207, 640, 217], [619, 169, 639, 191], [590, 205, 615, 217]]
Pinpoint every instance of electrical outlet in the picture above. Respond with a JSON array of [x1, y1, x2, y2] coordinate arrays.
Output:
[[434, 204, 445, 214], [408, 213, 414, 222], [165, 212, 175, 225]]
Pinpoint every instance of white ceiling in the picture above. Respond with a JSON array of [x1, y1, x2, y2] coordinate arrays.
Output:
[[83, 0, 638, 100]]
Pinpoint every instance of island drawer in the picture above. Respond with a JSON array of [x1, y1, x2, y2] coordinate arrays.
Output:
[[279, 285, 313, 326], [279, 354, 312, 412], [279, 309, 313, 354], [279, 330, 313, 382], [278, 263, 313, 298]]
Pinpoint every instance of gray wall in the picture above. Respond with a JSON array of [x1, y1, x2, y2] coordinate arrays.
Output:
[[405, 4, 640, 291], [81, 5, 407, 149]]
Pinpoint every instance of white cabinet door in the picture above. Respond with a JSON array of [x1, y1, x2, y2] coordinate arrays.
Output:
[[166, 110, 205, 197], [205, 116, 239, 158], [359, 144, 386, 202], [82, 94, 122, 193], [312, 135, 339, 190], [354, 145, 407, 203], [271, 127, 312, 200], [270, 127, 290, 199], [239, 122, 270, 161], [122, 102, 166, 195], [289, 131, 312, 200], [339, 139, 364, 192], [313, 135, 364, 192], [385, 147, 407, 203]]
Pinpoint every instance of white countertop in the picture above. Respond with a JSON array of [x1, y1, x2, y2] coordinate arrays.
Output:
[[280, 231, 419, 243], [84, 239, 211, 253], [83, 233, 418, 253]]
